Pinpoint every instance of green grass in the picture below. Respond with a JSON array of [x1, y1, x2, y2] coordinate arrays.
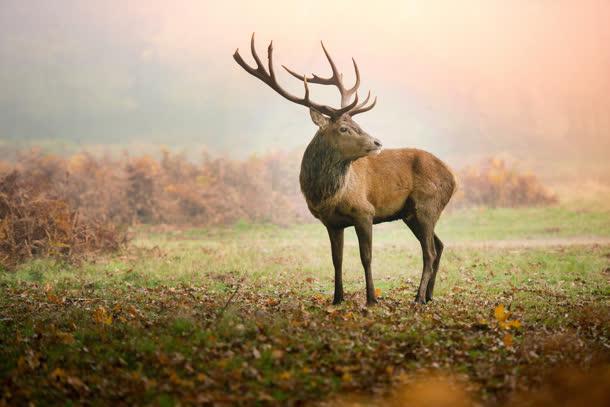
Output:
[[1, 206, 609, 405], [136, 205, 610, 244], [437, 206, 610, 240]]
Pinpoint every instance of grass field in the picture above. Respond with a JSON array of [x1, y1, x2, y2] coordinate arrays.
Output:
[[1, 206, 609, 405]]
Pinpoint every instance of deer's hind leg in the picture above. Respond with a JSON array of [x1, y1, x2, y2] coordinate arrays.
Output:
[[403, 209, 439, 304], [426, 234, 444, 301]]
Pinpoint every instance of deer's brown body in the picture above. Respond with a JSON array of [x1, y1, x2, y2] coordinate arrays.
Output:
[[234, 34, 456, 305], [302, 147, 455, 228]]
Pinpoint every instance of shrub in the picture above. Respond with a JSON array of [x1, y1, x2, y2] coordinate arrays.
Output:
[[2, 150, 560, 227], [452, 157, 557, 208], [0, 171, 126, 269]]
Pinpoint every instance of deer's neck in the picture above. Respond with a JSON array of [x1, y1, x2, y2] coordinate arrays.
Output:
[[299, 134, 351, 206]]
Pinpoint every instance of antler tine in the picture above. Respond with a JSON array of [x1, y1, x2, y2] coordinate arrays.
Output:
[[282, 65, 332, 85], [346, 58, 361, 96], [250, 33, 264, 71], [282, 42, 362, 108], [282, 41, 342, 85], [349, 92, 377, 116], [353, 90, 371, 109], [268, 41, 312, 105], [267, 40, 275, 78], [233, 33, 358, 118], [319, 41, 342, 83], [233, 33, 268, 81]]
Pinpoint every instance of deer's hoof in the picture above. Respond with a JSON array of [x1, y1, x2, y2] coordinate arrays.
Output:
[[414, 296, 427, 305]]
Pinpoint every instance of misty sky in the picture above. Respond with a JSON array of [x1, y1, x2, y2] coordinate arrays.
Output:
[[1, 0, 609, 164]]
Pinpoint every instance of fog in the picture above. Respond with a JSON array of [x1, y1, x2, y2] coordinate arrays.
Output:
[[1, 0, 609, 174]]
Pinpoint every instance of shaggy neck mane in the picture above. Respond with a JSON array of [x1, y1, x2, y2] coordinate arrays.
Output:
[[300, 132, 351, 205]]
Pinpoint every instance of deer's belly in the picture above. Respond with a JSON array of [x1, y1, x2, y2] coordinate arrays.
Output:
[[371, 196, 410, 223], [307, 194, 410, 227]]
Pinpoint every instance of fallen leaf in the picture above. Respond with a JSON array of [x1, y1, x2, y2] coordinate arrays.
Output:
[[279, 371, 292, 380], [508, 319, 522, 329], [92, 306, 112, 325], [17, 350, 41, 372], [50, 368, 66, 380], [57, 331, 75, 344], [494, 304, 509, 322], [326, 306, 338, 314], [66, 375, 89, 392], [266, 298, 280, 306], [47, 292, 63, 305], [499, 318, 522, 330], [503, 333, 513, 348]]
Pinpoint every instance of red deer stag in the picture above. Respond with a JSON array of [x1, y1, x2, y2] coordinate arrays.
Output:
[[234, 34, 456, 305]]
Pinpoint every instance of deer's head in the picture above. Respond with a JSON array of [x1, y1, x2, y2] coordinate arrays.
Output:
[[234, 34, 382, 161], [309, 111, 382, 160]]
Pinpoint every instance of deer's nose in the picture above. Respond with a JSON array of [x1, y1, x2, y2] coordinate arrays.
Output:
[[373, 139, 382, 148]]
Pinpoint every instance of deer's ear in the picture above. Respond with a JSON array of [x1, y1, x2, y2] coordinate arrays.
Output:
[[310, 108, 329, 128]]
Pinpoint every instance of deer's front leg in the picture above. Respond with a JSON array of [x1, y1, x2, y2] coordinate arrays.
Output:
[[354, 219, 376, 305], [327, 227, 345, 305]]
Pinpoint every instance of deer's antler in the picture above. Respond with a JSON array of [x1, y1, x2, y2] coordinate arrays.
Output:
[[233, 33, 359, 118], [282, 41, 376, 116]]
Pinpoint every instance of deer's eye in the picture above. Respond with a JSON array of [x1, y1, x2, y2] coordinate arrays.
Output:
[[339, 126, 348, 133]]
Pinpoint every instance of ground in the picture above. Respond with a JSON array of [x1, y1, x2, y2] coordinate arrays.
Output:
[[1, 206, 609, 405]]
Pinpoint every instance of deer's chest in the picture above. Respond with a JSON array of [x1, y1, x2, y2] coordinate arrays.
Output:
[[310, 205, 353, 228], [310, 207, 354, 227], [306, 190, 371, 228]]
